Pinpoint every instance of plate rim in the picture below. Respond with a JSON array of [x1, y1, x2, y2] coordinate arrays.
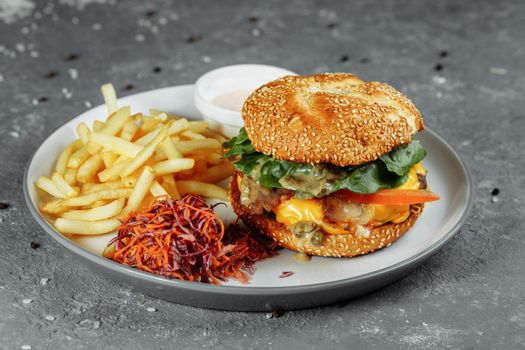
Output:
[[23, 84, 474, 296]]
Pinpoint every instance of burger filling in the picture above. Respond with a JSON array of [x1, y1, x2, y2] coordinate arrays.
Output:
[[225, 128, 436, 242]]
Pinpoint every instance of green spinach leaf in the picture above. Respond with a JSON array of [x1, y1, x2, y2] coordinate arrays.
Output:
[[380, 140, 426, 176]]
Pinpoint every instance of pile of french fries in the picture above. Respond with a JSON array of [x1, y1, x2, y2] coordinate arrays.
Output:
[[37, 83, 234, 236]]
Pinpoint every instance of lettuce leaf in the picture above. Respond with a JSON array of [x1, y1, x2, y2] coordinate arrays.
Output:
[[224, 128, 426, 196], [380, 140, 426, 176], [222, 128, 256, 157]]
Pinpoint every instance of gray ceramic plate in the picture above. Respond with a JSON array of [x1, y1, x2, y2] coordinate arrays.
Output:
[[24, 85, 474, 311]]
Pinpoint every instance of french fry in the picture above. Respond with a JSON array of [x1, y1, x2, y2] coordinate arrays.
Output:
[[120, 120, 139, 141], [141, 113, 167, 133], [122, 166, 155, 216], [149, 181, 169, 197], [40, 200, 69, 214], [87, 106, 130, 154], [101, 83, 118, 114], [161, 174, 180, 199], [55, 140, 82, 175], [64, 168, 77, 186], [59, 189, 133, 207], [77, 153, 103, 183], [206, 152, 223, 165], [67, 146, 90, 169], [83, 183, 114, 194], [152, 158, 195, 176], [121, 175, 138, 188], [51, 172, 78, 198], [90, 200, 111, 207], [121, 126, 168, 177], [92, 120, 104, 132], [98, 158, 130, 183], [190, 161, 234, 183], [168, 118, 190, 135], [159, 137, 183, 159], [100, 149, 118, 168], [61, 198, 125, 221], [188, 121, 208, 133], [149, 109, 182, 119], [89, 132, 143, 158], [36, 176, 66, 198], [76, 122, 90, 145], [180, 130, 206, 140], [82, 177, 135, 193], [193, 159, 207, 173], [174, 138, 221, 155], [201, 130, 227, 144], [153, 148, 167, 162], [176, 180, 228, 201], [55, 217, 121, 235], [134, 125, 162, 146]]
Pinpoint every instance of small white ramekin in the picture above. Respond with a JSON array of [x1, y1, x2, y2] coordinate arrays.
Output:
[[194, 64, 297, 138]]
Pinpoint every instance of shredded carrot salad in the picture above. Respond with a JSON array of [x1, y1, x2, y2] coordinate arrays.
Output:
[[110, 194, 278, 284]]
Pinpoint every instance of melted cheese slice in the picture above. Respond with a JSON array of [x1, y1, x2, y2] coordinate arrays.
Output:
[[274, 163, 427, 232]]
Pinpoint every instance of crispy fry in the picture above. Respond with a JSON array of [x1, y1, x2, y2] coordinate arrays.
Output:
[[149, 180, 169, 197], [92, 120, 104, 132], [101, 83, 118, 114], [100, 149, 118, 168], [134, 125, 162, 146], [64, 168, 77, 186], [51, 172, 78, 198], [181, 129, 206, 140], [120, 120, 139, 141], [189, 161, 234, 183], [173, 138, 221, 155], [152, 158, 195, 176], [188, 120, 208, 133], [67, 146, 90, 169], [55, 217, 121, 235], [176, 180, 228, 201], [193, 159, 207, 173], [55, 140, 82, 175], [122, 166, 155, 216], [61, 198, 125, 221], [141, 113, 167, 133], [36, 176, 66, 198], [159, 137, 182, 159], [87, 106, 130, 154], [77, 153, 103, 183], [89, 132, 143, 158], [121, 126, 168, 177], [82, 176, 135, 193], [98, 158, 130, 182], [201, 129, 227, 144], [161, 174, 180, 199], [76, 122, 90, 145], [59, 189, 133, 207], [168, 118, 190, 135]]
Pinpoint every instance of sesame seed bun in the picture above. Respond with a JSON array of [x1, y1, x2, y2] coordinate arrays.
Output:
[[242, 73, 424, 166], [230, 172, 424, 257]]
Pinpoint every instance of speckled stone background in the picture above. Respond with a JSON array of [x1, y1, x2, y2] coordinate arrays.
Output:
[[0, 0, 524, 349]]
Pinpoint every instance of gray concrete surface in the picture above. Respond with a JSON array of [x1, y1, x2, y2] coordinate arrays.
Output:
[[0, 0, 524, 349]]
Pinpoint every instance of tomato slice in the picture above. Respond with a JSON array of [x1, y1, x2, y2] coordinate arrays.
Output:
[[336, 189, 440, 205]]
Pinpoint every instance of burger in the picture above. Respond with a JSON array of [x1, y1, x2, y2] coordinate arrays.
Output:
[[224, 73, 439, 258]]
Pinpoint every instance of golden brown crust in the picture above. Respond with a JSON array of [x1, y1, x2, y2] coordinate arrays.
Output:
[[242, 73, 424, 166], [230, 172, 424, 257]]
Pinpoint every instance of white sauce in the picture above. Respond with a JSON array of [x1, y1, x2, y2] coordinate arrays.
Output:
[[211, 89, 253, 112]]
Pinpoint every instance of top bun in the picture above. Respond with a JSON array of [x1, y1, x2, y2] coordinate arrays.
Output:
[[242, 73, 424, 166]]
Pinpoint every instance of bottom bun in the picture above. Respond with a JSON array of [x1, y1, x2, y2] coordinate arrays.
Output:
[[229, 171, 424, 257]]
